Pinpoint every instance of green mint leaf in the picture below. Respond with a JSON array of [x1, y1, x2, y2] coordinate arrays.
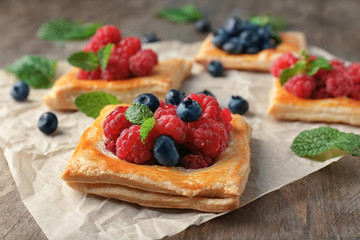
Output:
[[291, 127, 360, 159], [67, 51, 99, 71], [306, 57, 333, 76], [279, 60, 306, 85], [5, 55, 57, 89], [125, 103, 154, 125], [37, 18, 102, 41], [249, 14, 286, 31], [140, 117, 156, 143], [74, 92, 120, 118], [158, 3, 202, 23], [97, 44, 114, 70]]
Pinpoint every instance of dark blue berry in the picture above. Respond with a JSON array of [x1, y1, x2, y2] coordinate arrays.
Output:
[[207, 60, 224, 77], [38, 112, 58, 134], [133, 93, 160, 112], [244, 45, 261, 54], [212, 28, 229, 47], [176, 98, 202, 122], [224, 17, 242, 36], [228, 96, 249, 115], [223, 37, 244, 54], [153, 135, 180, 166], [11, 81, 29, 102], [195, 19, 212, 32], [165, 89, 185, 105], [197, 89, 216, 98], [141, 33, 159, 43]]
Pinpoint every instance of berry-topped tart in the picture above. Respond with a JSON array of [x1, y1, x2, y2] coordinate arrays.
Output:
[[43, 25, 192, 110], [61, 90, 252, 212], [267, 51, 360, 126], [195, 16, 306, 72]]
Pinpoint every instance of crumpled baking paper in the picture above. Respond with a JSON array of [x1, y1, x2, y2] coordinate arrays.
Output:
[[0, 41, 357, 240]]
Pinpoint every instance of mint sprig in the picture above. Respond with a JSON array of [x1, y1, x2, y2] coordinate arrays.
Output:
[[67, 43, 114, 71], [5, 55, 57, 89], [125, 103, 154, 125], [291, 127, 360, 159], [74, 92, 120, 118], [249, 14, 286, 31], [140, 117, 156, 143], [37, 19, 102, 41], [280, 51, 333, 85], [158, 3, 202, 23]]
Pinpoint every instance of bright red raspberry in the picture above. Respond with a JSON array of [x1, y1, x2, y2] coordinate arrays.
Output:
[[140, 49, 158, 64], [346, 62, 360, 99], [220, 107, 232, 134], [116, 125, 154, 164], [154, 114, 186, 144], [103, 106, 132, 141], [312, 87, 333, 99], [154, 103, 177, 119], [77, 68, 101, 80], [105, 140, 116, 154], [117, 37, 142, 60], [101, 53, 131, 80], [83, 36, 102, 53], [329, 59, 346, 71], [326, 70, 351, 97], [284, 73, 317, 99], [186, 93, 222, 121], [185, 117, 228, 158], [179, 152, 213, 169], [271, 53, 299, 78], [93, 25, 121, 45], [129, 50, 156, 77]]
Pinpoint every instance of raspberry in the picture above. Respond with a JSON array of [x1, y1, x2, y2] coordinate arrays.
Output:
[[179, 152, 213, 169], [284, 73, 316, 99], [329, 59, 346, 71], [220, 107, 233, 134], [186, 93, 222, 121], [117, 37, 142, 60], [346, 63, 360, 99], [271, 53, 299, 78], [103, 106, 132, 141], [185, 117, 228, 158], [105, 140, 116, 154], [101, 53, 130, 80], [77, 68, 101, 80], [325, 70, 351, 97], [83, 36, 102, 53], [129, 50, 156, 77], [312, 87, 332, 99], [154, 114, 186, 144], [154, 103, 177, 119], [140, 49, 158, 64], [93, 25, 122, 45], [116, 125, 154, 164]]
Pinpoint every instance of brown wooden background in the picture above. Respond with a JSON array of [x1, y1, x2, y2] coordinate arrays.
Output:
[[0, 0, 359, 239]]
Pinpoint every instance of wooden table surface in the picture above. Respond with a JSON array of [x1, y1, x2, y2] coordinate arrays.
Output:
[[0, 0, 359, 239]]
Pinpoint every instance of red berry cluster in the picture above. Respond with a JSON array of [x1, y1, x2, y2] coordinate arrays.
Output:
[[79, 25, 158, 80], [271, 53, 360, 100], [102, 93, 233, 169]]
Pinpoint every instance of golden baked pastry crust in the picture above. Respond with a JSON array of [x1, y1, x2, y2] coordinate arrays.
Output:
[[195, 32, 306, 71], [43, 59, 192, 110], [267, 79, 360, 126], [61, 104, 252, 212]]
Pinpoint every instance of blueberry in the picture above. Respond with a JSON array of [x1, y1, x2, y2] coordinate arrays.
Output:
[[195, 19, 212, 32], [223, 37, 244, 54], [207, 60, 224, 77], [197, 89, 216, 98], [133, 93, 160, 112], [224, 17, 242, 36], [228, 96, 249, 115], [153, 135, 180, 166], [165, 89, 185, 105], [11, 81, 29, 102], [244, 45, 261, 54], [141, 32, 160, 43], [262, 40, 276, 50], [212, 28, 229, 47], [177, 98, 202, 122], [38, 112, 58, 134]]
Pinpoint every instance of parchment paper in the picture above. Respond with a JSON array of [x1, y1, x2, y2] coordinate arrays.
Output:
[[0, 41, 357, 240]]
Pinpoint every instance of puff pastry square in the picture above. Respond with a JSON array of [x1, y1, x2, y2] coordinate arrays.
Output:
[[61, 105, 252, 212], [267, 79, 360, 126], [44, 59, 192, 111], [195, 32, 306, 72]]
